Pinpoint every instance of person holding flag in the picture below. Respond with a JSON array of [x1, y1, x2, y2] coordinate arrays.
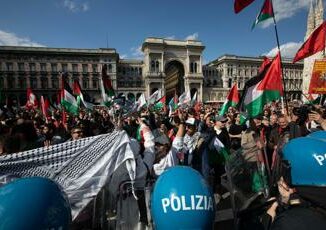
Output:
[[60, 73, 79, 115], [219, 83, 239, 116], [239, 52, 283, 119]]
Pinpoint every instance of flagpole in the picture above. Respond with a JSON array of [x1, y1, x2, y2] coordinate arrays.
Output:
[[271, 0, 289, 114]]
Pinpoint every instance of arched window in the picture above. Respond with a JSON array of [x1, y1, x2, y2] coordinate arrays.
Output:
[[41, 78, 48, 89], [228, 78, 232, 88], [190, 62, 194, 73], [30, 77, 37, 89], [92, 79, 98, 89], [127, 93, 135, 102], [155, 61, 159, 72], [151, 61, 155, 72], [52, 77, 59, 89], [83, 79, 89, 89], [213, 80, 217, 86], [108, 64, 112, 73], [194, 63, 197, 73]]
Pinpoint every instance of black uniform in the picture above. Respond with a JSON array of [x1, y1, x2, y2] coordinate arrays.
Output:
[[262, 194, 326, 230]]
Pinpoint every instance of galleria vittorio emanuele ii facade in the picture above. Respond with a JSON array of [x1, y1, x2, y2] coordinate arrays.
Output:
[[0, 37, 303, 105]]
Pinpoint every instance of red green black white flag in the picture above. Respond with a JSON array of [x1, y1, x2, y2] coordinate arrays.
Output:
[[252, 0, 274, 30]]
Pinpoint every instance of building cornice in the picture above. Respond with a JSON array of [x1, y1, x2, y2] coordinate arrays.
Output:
[[0, 46, 118, 56]]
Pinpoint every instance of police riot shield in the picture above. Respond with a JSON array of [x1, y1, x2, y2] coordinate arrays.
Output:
[[221, 148, 269, 229]]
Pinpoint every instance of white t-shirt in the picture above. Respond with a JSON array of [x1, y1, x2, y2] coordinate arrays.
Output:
[[153, 136, 183, 176]]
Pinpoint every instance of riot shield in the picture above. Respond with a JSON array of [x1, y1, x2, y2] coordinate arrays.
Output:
[[221, 148, 269, 229]]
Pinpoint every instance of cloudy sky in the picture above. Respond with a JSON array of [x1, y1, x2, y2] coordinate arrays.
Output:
[[0, 0, 319, 62]]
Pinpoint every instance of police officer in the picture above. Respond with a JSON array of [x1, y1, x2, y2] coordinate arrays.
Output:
[[262, 136, 326, 230]]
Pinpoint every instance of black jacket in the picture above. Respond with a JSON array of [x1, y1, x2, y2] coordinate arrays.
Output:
[[262, 194, 326, 230]]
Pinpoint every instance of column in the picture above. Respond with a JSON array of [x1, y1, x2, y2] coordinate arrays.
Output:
[[199, 83, 203, 102], [161, 52, 164, 72]]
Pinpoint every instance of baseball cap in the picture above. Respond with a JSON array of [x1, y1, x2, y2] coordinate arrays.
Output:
[[185, 117, 196, 126]]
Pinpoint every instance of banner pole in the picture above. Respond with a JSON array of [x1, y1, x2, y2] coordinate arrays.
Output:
[[271, 0, 289, 114]]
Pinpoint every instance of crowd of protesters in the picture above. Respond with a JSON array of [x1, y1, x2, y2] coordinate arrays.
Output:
[[0, 99, 326, 229]]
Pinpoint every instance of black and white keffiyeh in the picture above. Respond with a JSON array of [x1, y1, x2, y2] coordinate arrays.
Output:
[[0, 130, 136, 219]]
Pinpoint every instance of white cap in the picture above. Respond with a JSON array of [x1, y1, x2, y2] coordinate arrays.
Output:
[[185, 117, 196, 126]]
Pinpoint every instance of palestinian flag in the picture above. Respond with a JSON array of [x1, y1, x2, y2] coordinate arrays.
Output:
[[61, 76, 79, 115], [306, 94, 321, 105], [252, 0, 274, 30], [259, 56, 272, 72], [239, 113, 247, 125], [153, 95, 166, 111], [100, 64, 115, 107], [73, 80, 94, 110], [168, 94, 178, 112], [136, 125, 144, 143], [178, 91, 191, 108], [219, 83, 239, 116], [209, 137, 230, 165], [239, 52, 283, 118], [137, 93, 147, 111], [148, 89, 162, 106]]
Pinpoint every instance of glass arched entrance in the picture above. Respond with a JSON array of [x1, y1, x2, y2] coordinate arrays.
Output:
[[164, 60, 185, 99]]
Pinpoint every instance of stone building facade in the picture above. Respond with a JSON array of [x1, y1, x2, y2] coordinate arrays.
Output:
[[204, 55, 304, 102], [0, 46, 120, 105], [0, 37, 304, 106]]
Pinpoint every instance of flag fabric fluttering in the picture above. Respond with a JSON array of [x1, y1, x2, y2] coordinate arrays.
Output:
[[136, 93, 147, 111], [234, 0, 255, 14], [213, 137, 230, 162], [148, 89, 162, 106], [168, 94, 178, 111], [190, 91, 197, 106], [178, 91, 191, 107], [61, 74, 79, 115], [219, 83, 240, 116], [239, 113, 248, 125], [25, 87, 38, 109], [0, 130, 136, 220], [100, 64, 115, 107], [153, 95, 166, 111], [239, 52, 282, 118], [293, 21, 326, 63], [73, 80, 94, 111], [55, 90, 62, 109], [40, 95, 50, 119], [252, 0, 274, 30], [259, 56, 272, 73]]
